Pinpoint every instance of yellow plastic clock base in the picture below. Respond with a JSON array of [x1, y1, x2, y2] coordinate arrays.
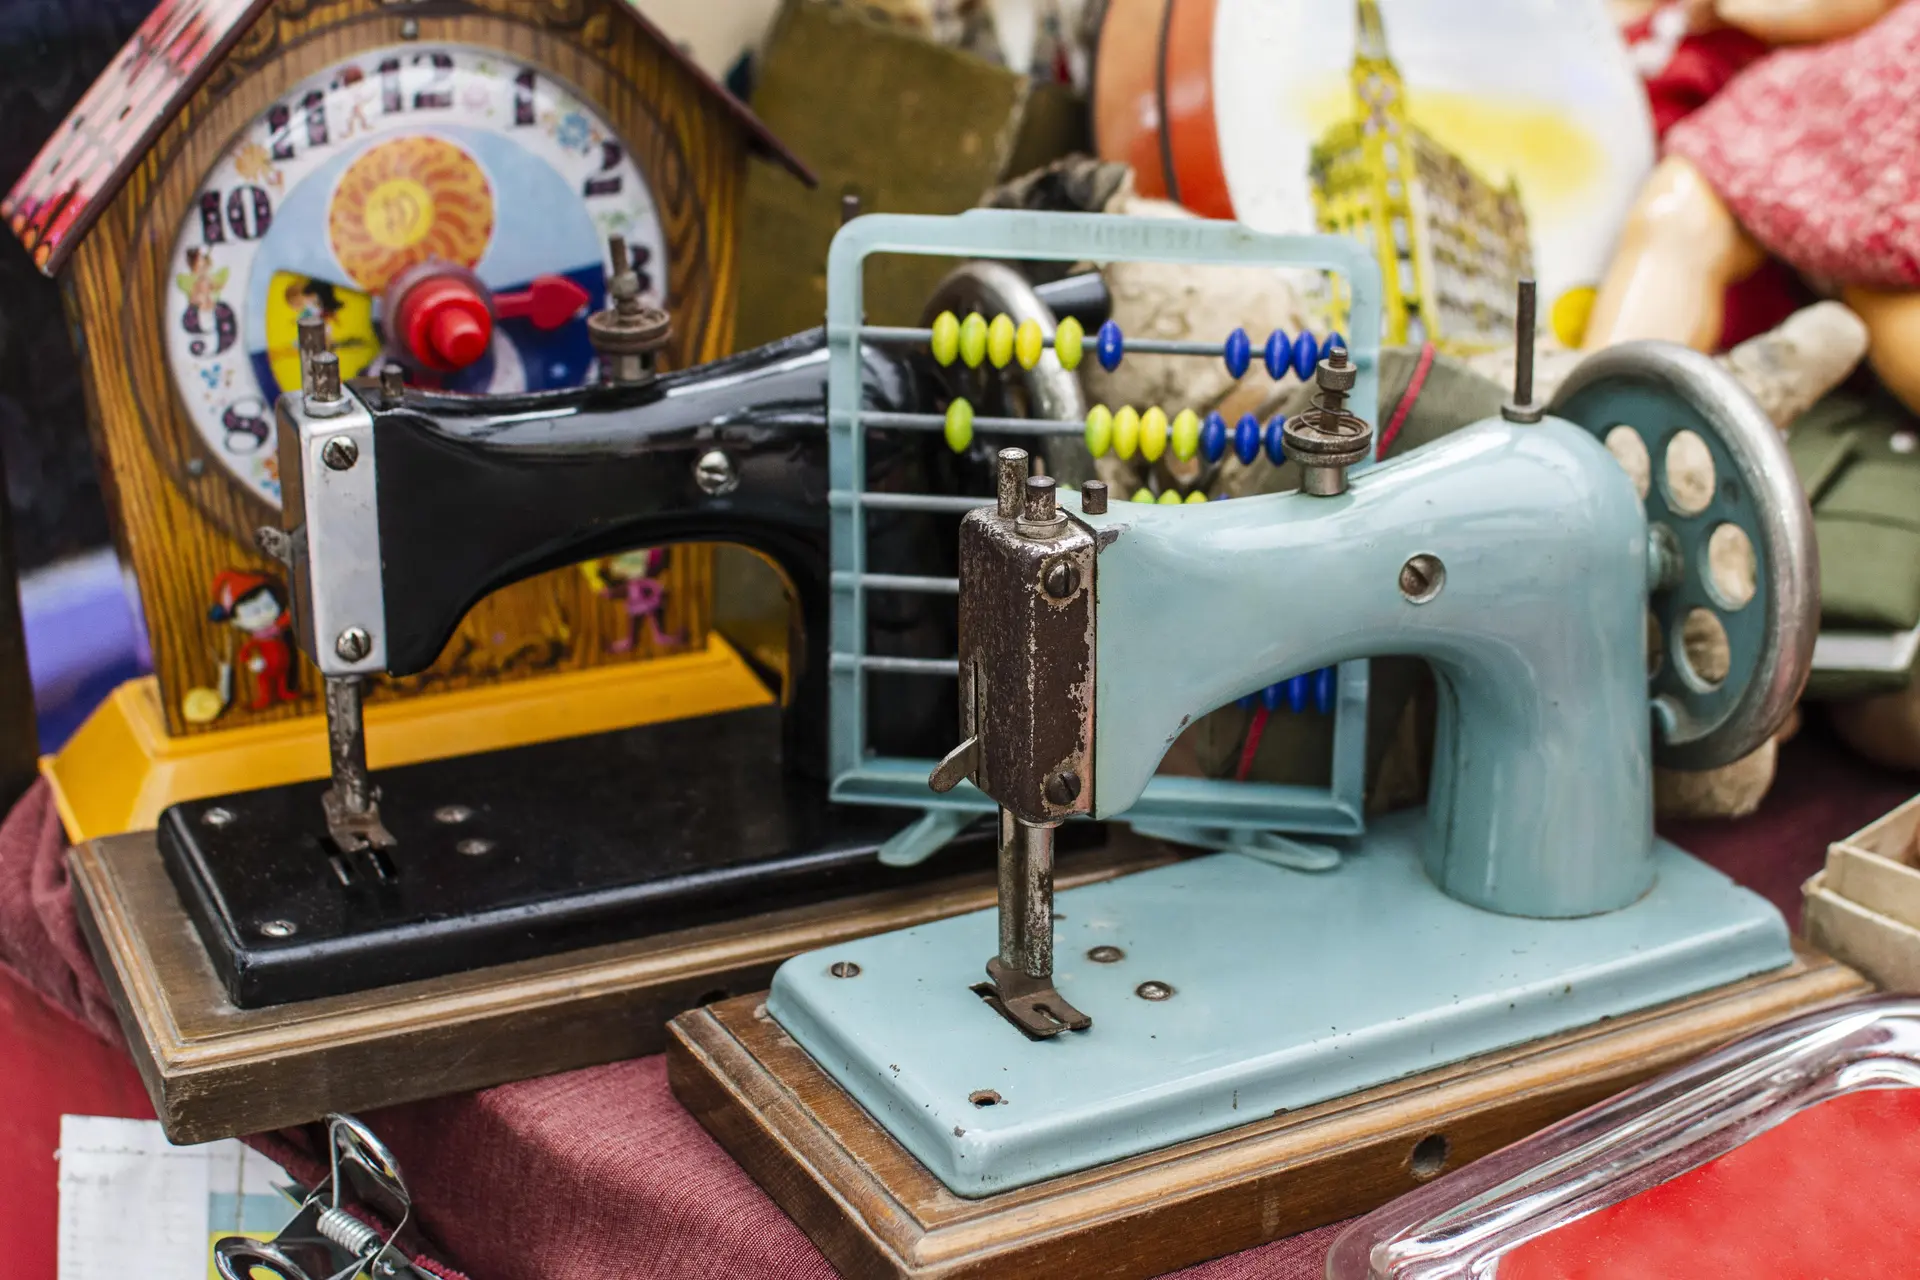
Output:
[[43, 636, 776, 842]]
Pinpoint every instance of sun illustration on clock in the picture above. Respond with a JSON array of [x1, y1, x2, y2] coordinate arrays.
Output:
[[327, 135, 494, 291]]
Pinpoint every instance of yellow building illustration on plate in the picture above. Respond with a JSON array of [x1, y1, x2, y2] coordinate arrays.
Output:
[[1310, 0, 1534, 351]]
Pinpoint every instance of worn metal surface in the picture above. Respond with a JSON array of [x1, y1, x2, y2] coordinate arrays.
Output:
[[319, 675, 393, 855], [276, 383, 387, 681], [1282, 348, 1373, 497]]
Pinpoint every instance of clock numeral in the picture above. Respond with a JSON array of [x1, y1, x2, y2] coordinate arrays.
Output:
[[514, 69, 536, 126], [199, 191, 226, 245], [302, 89, 328, 148], [377, 52, 455, 113], [584, 142, 624, 198], [183, 302, 238, 358], [225, 186, 273, 240], [221, 399, 272, 454], [265, 104, 295, 161]]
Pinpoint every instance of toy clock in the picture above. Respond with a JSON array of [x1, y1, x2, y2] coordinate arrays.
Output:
[[3, 0, 810, 833]]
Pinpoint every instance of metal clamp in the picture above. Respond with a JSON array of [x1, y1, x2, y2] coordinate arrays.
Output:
[[213, 1114, 422, 1280]]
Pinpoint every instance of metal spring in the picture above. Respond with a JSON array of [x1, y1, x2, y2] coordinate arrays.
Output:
[[316, 1205, 381, 1259]]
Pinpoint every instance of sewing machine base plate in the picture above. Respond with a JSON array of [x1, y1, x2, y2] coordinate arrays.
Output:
[[668, 943, 1866, 1280], [766, 811, 1795, 1195], [160, 705, 1016, 1007], [67, 827, 1154, 1144]]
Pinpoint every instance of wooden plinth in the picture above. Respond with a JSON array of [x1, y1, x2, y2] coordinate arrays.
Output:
[[69, 831, 1160, 1144], [668, 946, 1869, 1280]]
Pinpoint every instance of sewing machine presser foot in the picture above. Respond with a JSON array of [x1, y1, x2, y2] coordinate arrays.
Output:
[[976, 956, 1092, 1040]]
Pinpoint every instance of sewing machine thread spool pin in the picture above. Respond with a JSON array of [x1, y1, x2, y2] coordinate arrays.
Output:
[[997, 447, 1028, 517], [589, 235, 672, 385], [297, 314, 327, 391], [304, 351, 352, 419], [1283, 347, 1373, 496], [1081, 479, 1108, 515], [1503, 278, 1544, 424], [1016, 474, 1068, 539]]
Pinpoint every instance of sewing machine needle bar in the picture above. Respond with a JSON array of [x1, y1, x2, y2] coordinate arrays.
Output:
[[979, 812, 1092, 1039], [319, 675, 396, 854], [833, 491, 991, 513]]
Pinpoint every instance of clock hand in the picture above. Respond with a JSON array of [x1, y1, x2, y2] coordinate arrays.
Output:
[[492, 275, 591, 330]]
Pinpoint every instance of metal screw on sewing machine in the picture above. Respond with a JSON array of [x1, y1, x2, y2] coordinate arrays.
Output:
[[829, 961, 862, 978], [694, 449, 738, 496], [185, 457, 206, 477], [1081, 479, 1108, 516], [1135, 980, 1174, 1001], [840, 191, 862, 224], [202, 806, 235, 828], [1016, 475, 1068, 540], [589, 236, 672, 385], [399, 16, 419, 38], [1283, 346, 1373, 496], [1399, 554, 1446, 604], [321, 435, 359, 470], [1043, 560, 1079, 599], [456, 838, 494, 857], [259, 919, 296, 939], [1502, 279, 1544, 424], [1087, 945, 1124, 963], [1044, 770, 1081, 806], [335, 627, 373, 662], [433, 805, 473, 825]]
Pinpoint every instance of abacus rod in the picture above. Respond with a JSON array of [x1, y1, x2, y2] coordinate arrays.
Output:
[[829, 491, 992, 513], [855, 326, 1348, 362], [860, 411, 1085, 436], [831, 571, 959, 595], [830, 654, 961, 676]]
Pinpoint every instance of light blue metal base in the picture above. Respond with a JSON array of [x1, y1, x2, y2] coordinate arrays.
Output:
[[765, 810, 1791, 1198]]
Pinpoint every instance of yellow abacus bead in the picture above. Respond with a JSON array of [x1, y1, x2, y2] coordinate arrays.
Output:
[[1131, 487, 1155, 504], [987, 314, 1016, 369], [930, 312, 960, 366], [1113, 405, 1141, 460], [1055, 316, 1084, 371], [1139, 406, 1169, 463], [1015, 319, 1044, 370], [959, 313, 988, 368], [1157, 488, 1183, 505], [1185, 490, 1209, 504], [1084, 404, 1113, 457], [944, 398, 974, 453], [1171, 409, 1201, 461]]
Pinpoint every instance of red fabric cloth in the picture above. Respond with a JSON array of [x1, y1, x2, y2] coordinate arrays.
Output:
[[3, 716, 1913, 1278], [1665, 0, 1920, 290], [1623, 6, 1771, 139]]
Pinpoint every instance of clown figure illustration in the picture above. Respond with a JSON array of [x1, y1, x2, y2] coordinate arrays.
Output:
[[585, 548, 682, 655], [207, 569, 298, 714]]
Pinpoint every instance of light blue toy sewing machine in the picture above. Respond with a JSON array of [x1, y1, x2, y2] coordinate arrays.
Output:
[[774, 213, 1820, 1197]]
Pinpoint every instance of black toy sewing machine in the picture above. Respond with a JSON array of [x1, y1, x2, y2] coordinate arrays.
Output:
[[160, 241, 1106, 1006]]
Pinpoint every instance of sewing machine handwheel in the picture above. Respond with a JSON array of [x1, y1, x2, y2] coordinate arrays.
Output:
[[921, 262, 1089, 480], [1550, 342, 1818, 771]]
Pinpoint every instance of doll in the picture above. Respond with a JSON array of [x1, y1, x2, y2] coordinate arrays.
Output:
[[1585, 0, 1920, 414]]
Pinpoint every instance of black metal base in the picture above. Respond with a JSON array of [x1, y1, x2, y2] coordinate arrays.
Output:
[[158, 705, 1030, 1008]]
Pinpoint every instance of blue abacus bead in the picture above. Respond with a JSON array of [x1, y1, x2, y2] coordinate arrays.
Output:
[[1292, 330, 1320, 381], [1314, 665, 1336, 714], [1233, 414, 1261, 465], [1263, 329, 1292, 380], [1286, 673, 1310, 713], [1200, 412, 1228, 463], [1264, 417, 1287, 465], [1261, 682, 1285, 713], [1223, 327, 1251, 379], [1325, 330, 1347, 354], [1238, 693, 1257, 711], [1096, 320, 1125, 372]]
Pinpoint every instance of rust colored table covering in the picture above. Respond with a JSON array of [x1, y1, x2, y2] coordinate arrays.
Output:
[[1, 720, 1911, 1280]]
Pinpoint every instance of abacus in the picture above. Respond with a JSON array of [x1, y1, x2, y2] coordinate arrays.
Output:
[[824, 210, 1382, 863]]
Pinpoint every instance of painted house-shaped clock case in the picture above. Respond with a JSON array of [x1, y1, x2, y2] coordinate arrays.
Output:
[[3, 0, 811, 753]]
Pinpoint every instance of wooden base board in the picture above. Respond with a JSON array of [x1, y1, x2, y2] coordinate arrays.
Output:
[[69, 831, 1161, 1144], [668, 945, 1870, 1280]]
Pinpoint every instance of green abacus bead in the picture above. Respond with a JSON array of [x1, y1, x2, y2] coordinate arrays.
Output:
[[1171, 408, 1201, 461], [1084, 404, 1114, 457], [1185, 490, 1209, 504], [1157, 488, 1183, 505], [1131, 486, 1155, 504], [1140, 406, 1169, 463], [944, 398, 975, 452], [1056, 316, 1084, 371], [987, 314, 1016, 369], [959, 313, 988, 368], [1015, 319, 1044, 371], [1113, 405, 1141, 460], [930, 311, 960, 366]]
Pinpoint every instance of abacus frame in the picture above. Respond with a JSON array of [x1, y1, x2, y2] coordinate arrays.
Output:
[[824, 209, 1385, 840]]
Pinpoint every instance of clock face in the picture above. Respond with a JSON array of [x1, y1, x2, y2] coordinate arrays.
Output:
[[162, 44, 670, 508]]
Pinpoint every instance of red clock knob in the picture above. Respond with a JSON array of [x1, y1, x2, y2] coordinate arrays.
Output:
[[393, 274, 494, 371]]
